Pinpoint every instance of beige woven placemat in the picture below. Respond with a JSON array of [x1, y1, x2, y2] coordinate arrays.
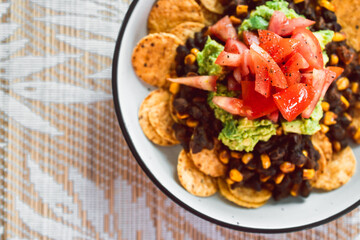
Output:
[[0, 0, 359, 239]]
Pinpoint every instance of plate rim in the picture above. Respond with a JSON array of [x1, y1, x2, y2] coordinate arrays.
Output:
[[111, 0, 360, 233]]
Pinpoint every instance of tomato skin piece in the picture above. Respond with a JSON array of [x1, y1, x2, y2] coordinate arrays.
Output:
[[227, 76, 242, 91], [212, 96, 250, 116], [251, 50, 271, 97], [215, 51, 242, 67], [281, 52, 309, 86], [273, 83, 315, 122], [292, 28, 324, 70], [250, 43, 288, 89], [267, 110, 279, 123], [320, 69, 337, 98], [302, 69, 326, 118], [225, 39, 248, 54], [241, 81, 278, 119], [326, 66, 344, 79], [233, 67, 242, 83], [258, 30, 300, 63], [269, 11, 315, 36], [210, 16, 237, 42], [168, 76, 218, 91], [242, 31, 260, 47]]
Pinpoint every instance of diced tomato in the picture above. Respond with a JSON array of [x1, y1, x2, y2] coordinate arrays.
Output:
[[212, 96, 250, 116], [258, 30, 300, 63], [326, 66, 344, 79], [168, 76, 218, 91], [227, 76, 242, 91], [225, 39, 248, 54], [281, 52, 309, 86], [273, 83, 315, 122], [250, 43, 288, 89], [302, 69, 326, 118], [320, 69, 337, 98], [251, 50, 271, 97], [215, 51, 242, 67], [243, 31, 260, 47], [267, 110, 279, 123], [292, 28, 323, 70], [241, 81, 278, 119], [301, 73, 313, 84], [210, 16, 237, 42], [269, 11, 315, 36], [231, 50, 255, 78]]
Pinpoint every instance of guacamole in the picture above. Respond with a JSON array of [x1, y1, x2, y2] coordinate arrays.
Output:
[[313, 30, 334, 66], [197, 37, 224, 76], [282, 101, 323, 135], [219, 118, 277, 152], [239, 0, 301, 31]]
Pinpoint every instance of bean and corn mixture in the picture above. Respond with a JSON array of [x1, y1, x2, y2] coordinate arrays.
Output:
[[171, 0, 360, 200]]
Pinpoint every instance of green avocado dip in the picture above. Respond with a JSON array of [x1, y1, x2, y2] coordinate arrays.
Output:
[[239, 0, 301, 32], [282, 100, 323, 135], [197, 37, 224, 76], [313, 30, 334, 66], [208, 85, 277, 152]]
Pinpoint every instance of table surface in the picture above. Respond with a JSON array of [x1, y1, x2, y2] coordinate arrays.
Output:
[[0, 0, 359, 239]]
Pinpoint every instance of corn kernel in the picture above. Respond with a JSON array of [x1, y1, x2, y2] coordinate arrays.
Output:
[[330, 54, 339, 65], [184, 54, 196, 65], [320, 124, 330, 134], [190, 48, 199, 56], [333, 141, 342, 152], [351, 82, 359, 94], [332, 32, 346, 42], [169, 82, 180, 95], [260, 175, 271, 182], [294, 0, 304, 4], [344, 112, 353, 123], [236, 5, 248, 15], [186, 119, 198, 128], [354, 129, 360, 144], [176, 112, 189, 120], [324, 111, 337, 125], [219, 150, 229, 164], [229, 169, 243, 182], [230, 151, 242, 159], [242, 153, 253, 165], [276, 127, 283, 136], [303, 169, 315, 180], [274, 173, 285, 184], [340, 95, 350, 109], [302, 150, 308, 157], [321, 102, 330, 112], [336, 77, 350, 91], [318, 0, 335, 12], [230, 16, 242, 25], [356, 102, 360, 109], [226, 178, 234, 185], [260, 154, 271, 169], [290, 184, 300, 197], [280, 162, 295, 173]]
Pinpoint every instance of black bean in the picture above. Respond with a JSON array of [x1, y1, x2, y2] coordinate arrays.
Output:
[[322, 9, 337, 22], [190, 126, 213, 153], [258, 166, 276, 177], [300, 181, 312, 198], [290, 170, 303, 185], [303, 8, 316, 21], [189, 106, 202, 120], [172, 123, 192, 152], [241, 169, 255, 181], [289, 151, 307, 166], [173, 98, 189, 114], [269, 148, 286, 163], [186, 38, 196, 50], [184, 64, 198, 75], [176, 45, 189, 60], [340, 139, 349, 148], [194, 32, 204, 47], [333, 22, 342, 32], [176, 64, 185, 77], [329, 124, 346, 140], [337, 114, 352, 127], [244, 175, 262, 191]]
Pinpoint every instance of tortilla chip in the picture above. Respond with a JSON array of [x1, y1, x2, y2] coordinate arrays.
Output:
[[170, 22, 205, 44], [177, 150, 218, 197], [333, 0, 360, 51], [311, 132, 333, 162], [139, 89, 176, 146], [200, 4, 221, 26], [148, 101, 179, 144], [199, 0, 225, 15], [217, 178, 267, 208], [229, 184, 272, 204], [148, 0, 204, 33], [190, 147, 226, 177], [311, 146, 356, 191], [132, 33, 181, 88]]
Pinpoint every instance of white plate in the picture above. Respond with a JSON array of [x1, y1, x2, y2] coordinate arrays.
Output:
[[112, 0, 360, 233]]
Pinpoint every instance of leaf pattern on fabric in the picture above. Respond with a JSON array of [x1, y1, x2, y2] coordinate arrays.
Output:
[[0, 39, 28, 59], [0, 54, 82, 80], [0, 23, 19, 41], [0, 3, 10, 18], [12, 81, 112, 103], [0, 92, 63, 135], [87, 67, 111, 79]]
